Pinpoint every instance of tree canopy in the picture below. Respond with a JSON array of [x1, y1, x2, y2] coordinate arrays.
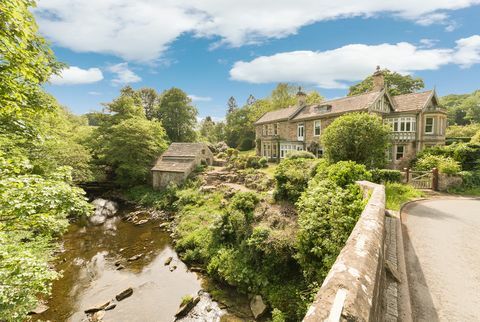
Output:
[[348, 69, 424, 96], [441, 90, 480, 125], [321, 113, 391, 168]]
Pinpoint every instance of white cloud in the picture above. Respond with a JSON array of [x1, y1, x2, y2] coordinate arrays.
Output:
[[49, 66, 103, 85], [419, 38, 438, 48], [230, 42, 453, 88], [453, 35, 480, 67], [88, 91, 102, 95], [188, 95, 212, 102], [35, 0, 480, 62], [108, 63, 141, 84]]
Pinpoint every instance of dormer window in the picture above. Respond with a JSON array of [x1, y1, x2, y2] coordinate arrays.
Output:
[[315, 104, 332, 113]]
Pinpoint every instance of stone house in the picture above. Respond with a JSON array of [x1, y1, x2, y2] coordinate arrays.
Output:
[[254, 68, 447, 169], [151, 142, 213, 189]]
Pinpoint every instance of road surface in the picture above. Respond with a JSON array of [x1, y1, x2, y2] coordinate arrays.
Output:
[[402, 198, 480, 321]]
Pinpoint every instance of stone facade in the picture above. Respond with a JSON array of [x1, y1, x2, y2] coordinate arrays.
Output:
[[151, 143, 213, 189], [254, 70, 447, 169]]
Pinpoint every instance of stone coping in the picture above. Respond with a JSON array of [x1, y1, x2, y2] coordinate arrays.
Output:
[[303, 181, 386, 322]]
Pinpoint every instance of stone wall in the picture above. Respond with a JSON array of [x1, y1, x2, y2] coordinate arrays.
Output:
[[438, 173, 463, 191], [303, 181, 386, 322]]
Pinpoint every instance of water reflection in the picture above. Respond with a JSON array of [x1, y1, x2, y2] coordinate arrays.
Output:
[[34, 214, 202, 322]]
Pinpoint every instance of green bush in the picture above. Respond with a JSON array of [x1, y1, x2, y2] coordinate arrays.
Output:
[[415, 154, 461, 174], [216, 152, 227, 159], [315, 160, 372, 188], [385, 183, 424, 210], [229, 191, 260, 213], [296, 179, 365, 282], [458, 171, 480, 188], [370, 169, 402, 183], [272, 308, 286, 322], [226, 148, 239, 159], [274, 158, 319, 202], [259, 157, 268, 168], [413, 143, 480, 171], [285, 151, 316, 159]]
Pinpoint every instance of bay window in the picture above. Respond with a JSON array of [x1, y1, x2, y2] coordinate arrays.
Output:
[[425, 117, 434, 134]]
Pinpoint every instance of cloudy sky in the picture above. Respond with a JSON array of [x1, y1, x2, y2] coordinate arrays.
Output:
[[36, 0, 480, 119]]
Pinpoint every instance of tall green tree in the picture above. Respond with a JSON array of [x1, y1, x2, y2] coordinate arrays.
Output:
[[321, 113, 391, 168], [0, 0, 63, 115], [441, 90, 480, 125], [158, 88, 198, 142], [348, 69, 424, 96]]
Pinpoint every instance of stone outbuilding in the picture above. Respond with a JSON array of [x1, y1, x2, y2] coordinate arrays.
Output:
[[151, 142, 213, 189]]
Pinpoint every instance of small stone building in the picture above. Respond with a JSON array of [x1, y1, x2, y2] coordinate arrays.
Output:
[[151, 143, 213, 189]]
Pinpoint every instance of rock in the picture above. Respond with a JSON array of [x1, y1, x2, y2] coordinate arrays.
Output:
[[114, 260, 122, 266], [189, 266, 206, 273], [250, 295, 267, 319], [116, 264, 125, 270], [169, 265, 177, 272], [90, 199, 118, 225], [200, 185, 216, 192], [158, 222, 169, 229], [115, 287, 133, 301], [128, 253, 143, 262], [105, 303, 117, 311], [28, 303, 49, 315], [84, 301, 110, 314], [164, 256, 173, 265], [135, 219, 149, 225], [175, 296, 200, 318], [91, 310, 105, 321]]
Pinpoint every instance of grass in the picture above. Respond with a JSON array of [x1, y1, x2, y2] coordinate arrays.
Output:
[[259, 162, 279, 179], [447, 186, 480, 196], [237, 149, 255, 157], [385, 182, 425, 210]]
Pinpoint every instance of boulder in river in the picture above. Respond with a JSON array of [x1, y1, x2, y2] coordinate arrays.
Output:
[[84, 301, 110, 314], [175, 296, 200, 318], [90, 199, 118, 225], [28, 303, 49, 315], [249, 295, 267, 319], [164, 256, 173, 265], [116, 287, 133, 301], [127, 253, 143, 262]]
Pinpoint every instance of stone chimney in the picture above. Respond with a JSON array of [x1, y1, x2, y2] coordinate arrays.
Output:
[[296, 87, 307, 106], [372, 66, 385, 91]]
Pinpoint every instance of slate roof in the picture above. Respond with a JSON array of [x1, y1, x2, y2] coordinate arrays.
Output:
[[151, 160, 193, 172], [392, 90, 433, 112], [254, 106, 299, 125], [291, 91, 382, 121], [162, 142, 209, 157]]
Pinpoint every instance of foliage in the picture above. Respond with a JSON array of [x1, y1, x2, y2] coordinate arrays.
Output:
[[274, 158, 319, 202], [258, 157, 268, 168], [0, 0, 63, 115], [348, 69, 424, 96], [272, 308, 287, 322], [0, 156, 92, 319], [315, 160, 372, 188], [180, 295, 194, 307], [123, 185, 179, 212], [471, 131, 480, 144], [415, 154, 461, 174], [158, 87, 198, 142], [446, 124, 480, 137], [285, 151, 316, 159], [296, 179, 365, 282], [199, 116, 226, 143], [385, 183, 424, 210], [441, 90, 480, 125], [458, 171, 480, 188], [413, 143, 480, 171], [370, 169, 402, 183], [228, 154, 266, 170], [321, 113, 391, 168]]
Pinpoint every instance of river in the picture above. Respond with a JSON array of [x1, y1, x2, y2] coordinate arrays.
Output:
[[32, 202, 252, 322]]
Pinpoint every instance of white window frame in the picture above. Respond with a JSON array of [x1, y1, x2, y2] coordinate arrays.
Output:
[[297, 123, 305, 141], [425, 117, 434, 134], [313, 120, 321, 136]]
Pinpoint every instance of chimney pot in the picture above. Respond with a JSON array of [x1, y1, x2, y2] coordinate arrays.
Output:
[[372, 66, 385, 91], [296, 86, 307, 106]]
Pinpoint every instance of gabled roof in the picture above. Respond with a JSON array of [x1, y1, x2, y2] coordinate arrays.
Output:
[[151, 160, 193, 172], [162, 142, 209, 157], [254, 106, 299, 125], [291, 91, 383, 121], [392, 90, 434, 112]]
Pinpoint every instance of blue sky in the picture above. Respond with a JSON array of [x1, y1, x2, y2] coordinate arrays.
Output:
[[36, 1, 480, 120]]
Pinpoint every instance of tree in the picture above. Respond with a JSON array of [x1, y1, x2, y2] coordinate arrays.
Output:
[[227, 96, 238, 114], [271, 83, 297, 109], [246, 94, 257, 106], [0, 0, 63, 115], [441, 90, 480, 125], [348, 69, 424, 96], [321, 113, 391, 168], [137, 88, 161, 120], [158, 88, 198, 142], [199, 116, 225, 143]]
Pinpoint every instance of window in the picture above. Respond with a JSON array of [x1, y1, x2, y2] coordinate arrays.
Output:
[[297, 123, 305, 140], [314, 120, 321, 136], [425, 117, 434, 134], [395, 145, 405, 160], [274, 123, 278, 135], [385, 117, 416, 132], [262, 125, 267, 136]]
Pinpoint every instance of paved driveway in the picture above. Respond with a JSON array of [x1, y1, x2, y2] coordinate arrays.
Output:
[[402, 198, 480, 321]]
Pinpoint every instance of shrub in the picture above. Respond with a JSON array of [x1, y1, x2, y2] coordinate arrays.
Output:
[[285, 151, 316, 159], [228, 154, 265, 170], [216, 152, 227, 159], [415, 154, 461, 174], [458, 171, 480, 188], [259, 157, 268, 168], [314, 160, 372, 188], [274, 158, 319, 202], [229, 191, 260, 214], [370, 169, 402, 183], [385, 183, 424, 210], [471, 131, 480, 144], [272, 308, 286, 322], [296, 179, 365, 282], [239, 137, 254, 151], [226, 148, 239, 159]]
